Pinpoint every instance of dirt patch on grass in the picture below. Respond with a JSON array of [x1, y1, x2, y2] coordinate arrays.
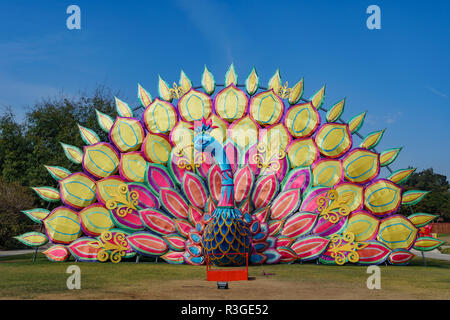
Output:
[[22, 277, 448, 300]]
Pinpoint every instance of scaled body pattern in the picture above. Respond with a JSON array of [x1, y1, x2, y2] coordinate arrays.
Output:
[[16, 65, 444, 266]]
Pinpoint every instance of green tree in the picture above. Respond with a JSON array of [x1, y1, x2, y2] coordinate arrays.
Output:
[[0, 86, 123, 248], [398, 168, 450, 221], [0, 177, 35, 249]]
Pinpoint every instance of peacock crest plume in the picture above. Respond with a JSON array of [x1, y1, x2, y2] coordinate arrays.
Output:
[[16, 65, 444, 266]]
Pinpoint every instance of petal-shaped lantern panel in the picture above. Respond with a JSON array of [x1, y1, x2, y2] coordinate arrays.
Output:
[[345, 211, 379, 242], [186, 244, 203, 258], [43, 245, 70, 262], [413, 237, 445, 251], [342, 148, 380, 184], [326, 98, 345, 122], [96, 175, 124, 205], [245, 67, 259, 96], [175, 219, 195, 238], [387, 168, 416, 185], [312, 159, 343, 187], [82, 142, 119, 179], [77, 124, 100, 145], [159, 187, 189, 220], [288, 78, 304, 105], [45, 165, 71, 181], [281, 212, 318, 239], [31, 186, 60, 202], [249, 90, 285, 127], [158, 76, 173, 102], [377, 215, 418, 250], [163, 234, 187, 252], [208, 115, 229, 144], [207, 164, 222, 203], [143, 98, 178, 134], [234, 165, 255, 204], [109, 117, 145, 153], [79, 203, 114, 237], [270, 188, 302, 220], [179, 70, 192, 93], [21, 208, 50, 224], [268, 220, 285, 236], [68, 237, 100, 262], [139, 208, 176, 235], [14, 232, 48, 247], [267, 69, 282, 93], [142, 133, 172, 165], [188, 206, 204, 228], [291, 236, 330, 261], [286, 138, 319, 168], [360, 129, 385, 150], [60, 142, 83, 164], [252, 174, 279, 209], [276, 236, 295, 248], [145, 163, 176, 197], [312, 216, 348, 238], [115, 97, 133, 118], [169, 120, 194, 148], [356, 241, 391, 265], [168, 145, 194, 185], [44, 206, 81, 244], [347, 112, 366, 134], [253, 206, 270, 223], [309, 86, 326, 109], [401, 190, 430, 206], [109, 207, 144, 232], [128, 182, 160, 209], [263, 248, 282, 264], [127, 232, 168, 256], [258, 123, 291, 160], [379, 147, 402, 167], [407, 213, 438, 228], [278, 246, 298, 263], [250, 252, 267, 265], [161, 250, 185, 264], [202, 65, 215, 95], [214, 85, 248, 122], [364, 179, 402, 216], [281, 166, 312, 194], [95, 109, 114, 133], [59, 172, 97, 209], [334, 182, 364, 212], [177, 89, 212, 122], [138, 83, 152, 108], [284, 102, 320, 138], [225, 63, 238, 86], [119, 151, 147, 183], [315, 123, 352, 158], [299, 187, 330, 213], [228, 116, 260, 152], [182, 171, 208, 209], [388, 249, 415, 265]]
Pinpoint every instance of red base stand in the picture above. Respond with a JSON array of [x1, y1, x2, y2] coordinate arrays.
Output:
[[206, 253, 248, 281]]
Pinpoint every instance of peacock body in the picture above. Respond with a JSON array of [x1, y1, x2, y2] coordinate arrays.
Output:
[[16, 65, 445, 266]]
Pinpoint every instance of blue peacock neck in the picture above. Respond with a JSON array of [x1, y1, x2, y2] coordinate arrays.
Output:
[[196, 137, 235, 208]]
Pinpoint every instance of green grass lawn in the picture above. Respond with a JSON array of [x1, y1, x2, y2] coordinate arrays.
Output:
[[1, 253, 449, 300]]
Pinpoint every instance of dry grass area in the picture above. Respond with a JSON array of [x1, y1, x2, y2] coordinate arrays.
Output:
[[1, 253, 449, 300]]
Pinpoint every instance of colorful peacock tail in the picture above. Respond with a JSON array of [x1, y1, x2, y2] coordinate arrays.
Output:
[[17, 66, 443, 267]]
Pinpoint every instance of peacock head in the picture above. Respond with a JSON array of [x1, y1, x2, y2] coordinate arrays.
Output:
[[192, 118, 217, 151]]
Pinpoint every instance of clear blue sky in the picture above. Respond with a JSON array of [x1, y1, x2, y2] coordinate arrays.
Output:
[[0, 0, 449, 179]]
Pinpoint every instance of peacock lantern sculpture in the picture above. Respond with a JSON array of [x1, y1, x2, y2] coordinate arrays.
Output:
[[15, 65, 445, 266]]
